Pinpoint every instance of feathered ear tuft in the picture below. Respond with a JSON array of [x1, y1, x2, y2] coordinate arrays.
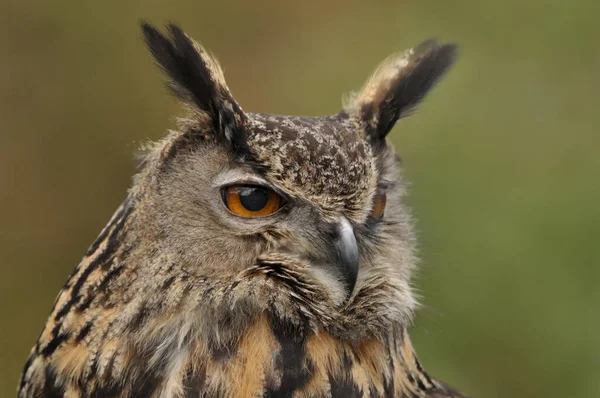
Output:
[[141, 22, 248, 154], [344, 40, 458, 142], [142, 22, 231, 113]]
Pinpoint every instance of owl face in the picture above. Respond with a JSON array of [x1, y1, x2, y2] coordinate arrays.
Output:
[[149, 113, 401, 307], [135, 24, 457, 338]]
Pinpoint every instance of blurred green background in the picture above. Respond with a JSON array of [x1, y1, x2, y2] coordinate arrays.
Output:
[[1, 1, 599, 397]]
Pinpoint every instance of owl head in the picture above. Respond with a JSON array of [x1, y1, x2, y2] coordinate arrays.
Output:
[[124, 24, 457, 342]]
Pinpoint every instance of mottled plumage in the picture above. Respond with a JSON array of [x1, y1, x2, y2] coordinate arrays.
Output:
[[19, 23, 463, 397]]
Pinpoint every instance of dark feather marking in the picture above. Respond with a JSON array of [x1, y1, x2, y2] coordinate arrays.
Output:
[[86, 356, 100, 390], [141, 23, 218, 113], [392, 41, 458, 115], [126, 372, 163, 398], [406, 371, 417, 387], [54, 198, 127, 296], [265, 315, 312, 397], [39, 202, 133, 358], [88, 384, 122, 398], [126, 301, 151, 332], [85, 200, 128, 257], [40, 332, 68, 357], [415, 376, 427, 391], [141, 23, 253, 162], [96, 263, 126, 296], [218, 100, 254, 159], [76, 264, 126, 312], [141, 23, 263, 169], [97, 352, 118, 388], [97, 210, 134, 271], [328, 353, 362, 398], [206, 311, 239, 361], [328, 377, 363, 398], [383, 338, 396, 397], [162, 275, 177, 290], [182, 363, 207, 398], [54, 202, 133, 321], [210, 341, 237, 362], [75, 321, 93, 342], [363, 41, 458, 141], [383, 377, 395, 398], [18, 355, 35, 392], [414, 355, 434, 386], [369, 384, 379, 398], [41, 367, 64, 398], [110, 347, 166, 398], [430, 380, 469, 398]]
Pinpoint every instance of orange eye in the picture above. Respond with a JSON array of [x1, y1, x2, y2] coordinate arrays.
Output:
[[222, 186, 283, 217], [371, 193, 387, 220]]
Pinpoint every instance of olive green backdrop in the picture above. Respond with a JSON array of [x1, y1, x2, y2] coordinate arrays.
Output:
[[1, 1, 598, 397]]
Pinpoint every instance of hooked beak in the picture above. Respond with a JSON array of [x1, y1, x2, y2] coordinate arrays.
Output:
[[333, 218, 359, 296]]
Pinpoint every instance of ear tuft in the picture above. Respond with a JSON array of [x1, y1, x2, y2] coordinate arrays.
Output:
[[141, 22, 249, 157], [141, 22, 232, 112], [344, 40, 458, 141]]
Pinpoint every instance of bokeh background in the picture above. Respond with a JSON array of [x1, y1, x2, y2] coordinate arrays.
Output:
[[1, 1, 599, 397]]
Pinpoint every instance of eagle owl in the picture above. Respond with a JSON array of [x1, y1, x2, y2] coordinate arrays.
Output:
[[18, 23, 463, 397]]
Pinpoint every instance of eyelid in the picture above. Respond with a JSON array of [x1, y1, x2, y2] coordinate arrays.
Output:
[[213, 173, 290, 200], [214, 177, 271, 189], [224, 181, 289, 203], [378, 180, 395, 191], [212, 170, 271, 188]]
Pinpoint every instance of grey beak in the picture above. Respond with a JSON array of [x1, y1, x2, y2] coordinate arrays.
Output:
[[334, 218, 359, 296]]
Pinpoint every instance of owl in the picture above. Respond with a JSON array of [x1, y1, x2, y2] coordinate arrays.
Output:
[[18, 23, 462, 397]]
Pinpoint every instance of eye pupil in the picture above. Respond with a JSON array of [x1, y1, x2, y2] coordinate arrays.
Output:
[[239, 187, 269, 211]]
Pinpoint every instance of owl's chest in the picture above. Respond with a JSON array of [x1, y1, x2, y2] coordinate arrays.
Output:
[[156, 322, 406, 398]]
